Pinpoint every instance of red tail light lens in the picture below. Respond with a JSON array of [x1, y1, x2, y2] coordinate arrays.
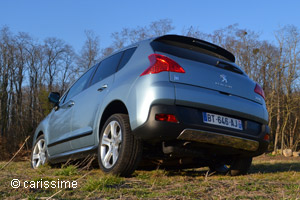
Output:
[[155, 114, 178, 123], [254, 83, 265, 99], [140, 54, 185, 76], [263, 133, 270, 141]]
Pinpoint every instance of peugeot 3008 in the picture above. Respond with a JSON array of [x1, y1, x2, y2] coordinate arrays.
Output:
[[31, 35, 269, 176]]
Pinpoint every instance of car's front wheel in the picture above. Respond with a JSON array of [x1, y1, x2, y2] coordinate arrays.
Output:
[[98, 114, 142, 176], [31, 135, 48, 169]]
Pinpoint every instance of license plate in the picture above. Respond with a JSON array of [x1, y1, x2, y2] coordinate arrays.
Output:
[[203, 112, 243, 130]]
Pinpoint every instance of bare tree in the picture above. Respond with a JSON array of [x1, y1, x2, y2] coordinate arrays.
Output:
[[57, 44, 75, 94], [77, 30, 100, 71], [111, 18, 174, 50], [101, 47, 114, 58], [0, 26, 13, 137], [149, 19, 174, 36], [43, 37, 67, 91]]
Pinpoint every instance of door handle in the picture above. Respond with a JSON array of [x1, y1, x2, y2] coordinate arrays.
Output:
[[97, 84, 108, 92], [67, 101, 75, 107]]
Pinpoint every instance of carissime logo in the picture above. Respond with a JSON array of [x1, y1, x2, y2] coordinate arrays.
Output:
[[10, 178, 77, 189]]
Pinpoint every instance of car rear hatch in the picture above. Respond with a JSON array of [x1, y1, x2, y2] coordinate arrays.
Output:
[[150, 35, 262, 105]]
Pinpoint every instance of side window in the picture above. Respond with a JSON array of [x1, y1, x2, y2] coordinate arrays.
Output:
[[64, 65, 97, 102], [117, 47, 137, 71], [90, 52, 123, 85]]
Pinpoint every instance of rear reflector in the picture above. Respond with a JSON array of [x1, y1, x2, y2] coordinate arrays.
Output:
[[140, 54, 185, 76], [155, 114, 178, 123], [254, 83, 265, 99]]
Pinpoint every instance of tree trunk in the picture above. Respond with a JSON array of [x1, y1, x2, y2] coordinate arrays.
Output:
[[273, 93, 281, 153], [291, 117, 298, 150]]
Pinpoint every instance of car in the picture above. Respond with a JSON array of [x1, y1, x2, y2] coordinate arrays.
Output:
[[31, 34, 269, 176]]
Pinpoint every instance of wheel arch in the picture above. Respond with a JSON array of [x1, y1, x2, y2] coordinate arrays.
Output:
[[99, 100, 129, 136], [32, 130, 44, 148], [37, 131, 44, 138]]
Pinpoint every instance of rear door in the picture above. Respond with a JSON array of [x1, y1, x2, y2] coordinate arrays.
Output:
[[70, 52, 124, 150]]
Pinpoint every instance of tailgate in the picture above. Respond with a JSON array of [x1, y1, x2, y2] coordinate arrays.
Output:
[[168, 55, 259, 103], [150, 35, 263, 104]]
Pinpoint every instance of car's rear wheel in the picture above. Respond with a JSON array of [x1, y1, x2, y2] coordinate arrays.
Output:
[[98, 114, 142, 177], [230, 157, 252, 176], [31, 135, 48, 169]]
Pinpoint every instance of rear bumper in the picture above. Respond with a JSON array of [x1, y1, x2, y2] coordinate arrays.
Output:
[[132, 104, 269, 157], [177, 129, 259, 152]]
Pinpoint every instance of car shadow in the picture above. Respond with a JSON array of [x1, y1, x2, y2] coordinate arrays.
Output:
[[249, 162, 300, 174], [150, 161, 300, 177], [164, 169, 209, 177]]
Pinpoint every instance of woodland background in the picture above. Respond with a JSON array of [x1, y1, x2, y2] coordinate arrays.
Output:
[[0, 19, 299, 159]]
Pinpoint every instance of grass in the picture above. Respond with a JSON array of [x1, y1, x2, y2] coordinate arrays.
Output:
[[82, 175, 125, 192], [0, 155, 299, 199], [54, 165, 79, 176]]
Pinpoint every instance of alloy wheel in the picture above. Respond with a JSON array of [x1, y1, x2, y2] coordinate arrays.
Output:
[[100, 120, 122, 169], [32, 138, 47, 168]]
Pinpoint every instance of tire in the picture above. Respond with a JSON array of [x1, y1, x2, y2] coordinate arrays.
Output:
[[31, 135, 48, 169], [98, 114, 142, 177], [230, 157, 252, 176]]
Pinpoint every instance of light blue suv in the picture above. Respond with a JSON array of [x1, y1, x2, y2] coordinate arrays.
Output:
[[31, 35, 269, 176]]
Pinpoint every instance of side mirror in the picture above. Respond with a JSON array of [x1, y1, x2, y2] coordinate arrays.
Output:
[[48, 92, 60, 105]]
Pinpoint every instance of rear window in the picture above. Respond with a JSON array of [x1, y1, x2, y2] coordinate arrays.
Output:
[[151, 35, 243, 75]]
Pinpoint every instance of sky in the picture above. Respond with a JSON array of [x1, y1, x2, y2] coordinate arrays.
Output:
[[0, 0, 299, 52]]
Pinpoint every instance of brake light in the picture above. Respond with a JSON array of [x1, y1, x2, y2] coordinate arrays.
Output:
[[155, 114, 178, 123], [254, 83, 265, 99], [140, 54, 185, 76]]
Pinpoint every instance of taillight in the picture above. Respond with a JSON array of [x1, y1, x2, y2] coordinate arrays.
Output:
[[155, 114, 179, 123], [263, 133, 270, 141], [140, 54, 185, 76], [254, 83, 265, 99]]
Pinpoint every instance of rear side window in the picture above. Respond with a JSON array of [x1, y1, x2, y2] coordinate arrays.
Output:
[[117, 47, 137, 71], [90, 52, 123, 85]]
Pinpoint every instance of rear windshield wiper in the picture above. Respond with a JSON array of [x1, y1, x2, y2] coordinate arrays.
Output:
[[216, 61, 243, 74]]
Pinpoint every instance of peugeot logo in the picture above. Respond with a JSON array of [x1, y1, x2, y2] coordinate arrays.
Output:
[[220, 74, 228, 83]]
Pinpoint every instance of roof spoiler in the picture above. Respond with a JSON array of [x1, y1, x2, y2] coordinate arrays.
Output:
[[153, 35, 235, 63]]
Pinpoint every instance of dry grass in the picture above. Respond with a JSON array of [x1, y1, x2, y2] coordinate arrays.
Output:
[[0, 154, 300, 199]]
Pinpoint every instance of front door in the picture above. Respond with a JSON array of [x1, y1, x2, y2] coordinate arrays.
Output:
[[47, 64, 97, 155], [47, 100, 73, 155]]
